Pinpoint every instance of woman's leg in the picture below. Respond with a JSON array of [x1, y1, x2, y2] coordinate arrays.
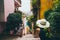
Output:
[[23, 27, 25, 35], [23, 27, 27, 35]]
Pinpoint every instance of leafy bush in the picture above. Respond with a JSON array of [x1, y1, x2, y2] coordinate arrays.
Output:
[[44, 0, 60, 40], [6, 11, 22, 33], [32, 0, 40, 32]]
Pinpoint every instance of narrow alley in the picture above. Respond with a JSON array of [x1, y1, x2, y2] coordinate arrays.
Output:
[[0, 34, 40, 40]]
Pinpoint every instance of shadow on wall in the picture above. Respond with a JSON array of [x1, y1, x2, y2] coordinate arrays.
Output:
[[0, 22, 6, 34]]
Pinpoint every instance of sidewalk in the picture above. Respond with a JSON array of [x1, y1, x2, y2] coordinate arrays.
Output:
[[0, 34, 40, 40], [14, 34, 40, 40]]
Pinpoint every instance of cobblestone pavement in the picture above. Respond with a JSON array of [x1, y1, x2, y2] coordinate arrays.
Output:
[[0, 34, 40, 40]]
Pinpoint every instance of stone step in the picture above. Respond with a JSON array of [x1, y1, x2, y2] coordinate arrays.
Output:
[[13, 34, 40, 40], [15, 38, 40, 40]]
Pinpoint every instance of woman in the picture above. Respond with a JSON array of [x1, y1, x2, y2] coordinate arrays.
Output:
[[36, 19, 50, 40], [22, 14, 29, 35]]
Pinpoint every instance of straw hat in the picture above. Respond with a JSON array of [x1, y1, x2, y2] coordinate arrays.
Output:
[[36, 19, 50, 28]]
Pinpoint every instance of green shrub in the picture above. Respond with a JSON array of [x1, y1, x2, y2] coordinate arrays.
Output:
[[6, 11, 22, 32], [44, 0, 60, 39]]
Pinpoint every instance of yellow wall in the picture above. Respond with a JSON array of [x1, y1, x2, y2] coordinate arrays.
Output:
[[40, 0, 53, 19]]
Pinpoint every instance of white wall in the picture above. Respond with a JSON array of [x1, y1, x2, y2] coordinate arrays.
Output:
[[4, 0, 15, 22], [18, 0, 33, 17], [18, 0, 30, 13]]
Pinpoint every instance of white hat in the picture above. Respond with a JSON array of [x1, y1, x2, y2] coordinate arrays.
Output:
[[36, 19, 50, 28]]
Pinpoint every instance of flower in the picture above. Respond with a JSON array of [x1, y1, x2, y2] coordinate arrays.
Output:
[[36, 19, 50, 28]]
